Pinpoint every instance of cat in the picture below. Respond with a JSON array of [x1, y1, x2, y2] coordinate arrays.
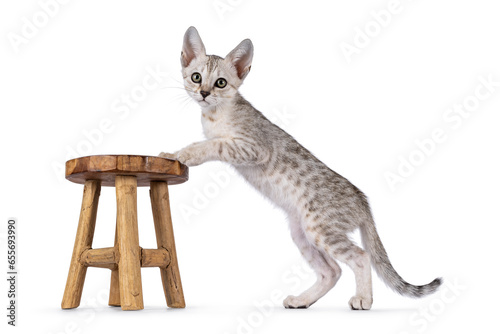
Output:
[[160, 26, 442, 310]]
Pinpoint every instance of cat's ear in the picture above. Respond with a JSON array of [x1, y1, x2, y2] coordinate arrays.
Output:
[[181, 26, 206, 67], [225, 39, 253, 80]]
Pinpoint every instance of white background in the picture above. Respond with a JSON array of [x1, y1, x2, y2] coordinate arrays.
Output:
[[1, 0, 499, 333]]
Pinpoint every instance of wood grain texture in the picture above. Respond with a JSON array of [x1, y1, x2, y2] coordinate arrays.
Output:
[[108, 269, 121, 307], [150, 181, 186, 308], [65, 155, 189, 187], [108, 220, 121, 307], [79, 247, 169, 269], [116, 175, 144, 310], [141, 248, 171, 268], [80, 247, 117, 269], [62, 180, 101, 309]]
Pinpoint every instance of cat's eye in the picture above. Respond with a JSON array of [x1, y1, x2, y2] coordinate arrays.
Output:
[[191, 72, 202, 83], [215, 78, 227, 88]]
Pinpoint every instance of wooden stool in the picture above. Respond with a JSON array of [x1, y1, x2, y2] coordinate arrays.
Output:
[[61, 155, 188, 311]]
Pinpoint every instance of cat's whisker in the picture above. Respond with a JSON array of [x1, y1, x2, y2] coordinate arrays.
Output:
[[160, 83, 195, 93], [162, 76, 191, 90], [168, 76, 187, 87], [165, 86, 196, 95], [178, 97, 195, 113], [166, 92, 191, 104], [163, 89, 195, 113]]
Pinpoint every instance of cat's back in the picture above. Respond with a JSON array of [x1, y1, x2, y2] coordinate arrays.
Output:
[[226, 95, 368, 215]]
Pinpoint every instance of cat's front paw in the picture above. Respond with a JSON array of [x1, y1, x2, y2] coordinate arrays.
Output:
[[159, 152, 177, 160], [348, 295, 372, 310], [176, 149, 201, 167], [283, 295, 314, 309]]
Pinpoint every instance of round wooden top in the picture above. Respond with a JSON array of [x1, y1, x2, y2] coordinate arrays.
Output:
[[65, 155, 189, 187]]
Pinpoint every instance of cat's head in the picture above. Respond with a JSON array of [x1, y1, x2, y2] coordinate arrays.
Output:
[[180, 26, 253, 108]]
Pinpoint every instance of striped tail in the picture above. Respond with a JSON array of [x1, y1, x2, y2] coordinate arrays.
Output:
[[360, 218, 442, 297]]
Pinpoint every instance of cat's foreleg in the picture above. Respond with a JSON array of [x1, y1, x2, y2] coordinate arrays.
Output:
[[160, 138, 269, 167]]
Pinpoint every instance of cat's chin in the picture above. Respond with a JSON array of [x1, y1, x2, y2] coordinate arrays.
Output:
[[197, 101, 216, 109]]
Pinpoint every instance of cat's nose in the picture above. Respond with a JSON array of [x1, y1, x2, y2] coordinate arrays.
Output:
[[200, 91, 210, 99]]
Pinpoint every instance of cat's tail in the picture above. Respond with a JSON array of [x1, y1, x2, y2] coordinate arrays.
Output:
[[360, 218, 442, 298]]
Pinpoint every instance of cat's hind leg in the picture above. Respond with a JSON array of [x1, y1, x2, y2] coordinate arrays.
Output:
[[283, 221, 342, 309], [306, 224, 373, 310]]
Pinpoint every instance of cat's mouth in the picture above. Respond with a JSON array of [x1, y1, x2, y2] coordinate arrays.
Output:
[[196, 98, 212, 107]]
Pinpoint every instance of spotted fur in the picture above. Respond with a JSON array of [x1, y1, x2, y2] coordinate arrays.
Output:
[[161, 27, 442, 310]]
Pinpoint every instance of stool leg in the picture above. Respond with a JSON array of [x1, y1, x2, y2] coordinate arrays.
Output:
[[115, 175, 144, 310], [150, 181, 185, 308], [108, 219, 121, 306], [62, 180, 101, 309]]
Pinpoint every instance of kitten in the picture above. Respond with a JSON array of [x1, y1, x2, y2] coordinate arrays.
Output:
[[160, 26, 442, 310]]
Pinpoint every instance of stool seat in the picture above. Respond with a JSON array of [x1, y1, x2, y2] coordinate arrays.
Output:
[[66, 155, 188, 187]]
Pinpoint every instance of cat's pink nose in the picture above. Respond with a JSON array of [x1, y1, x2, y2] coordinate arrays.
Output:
[[200, 91, 210, 99]]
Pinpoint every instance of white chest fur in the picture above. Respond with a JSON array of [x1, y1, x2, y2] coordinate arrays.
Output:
[[200, 106, 234, 139]]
